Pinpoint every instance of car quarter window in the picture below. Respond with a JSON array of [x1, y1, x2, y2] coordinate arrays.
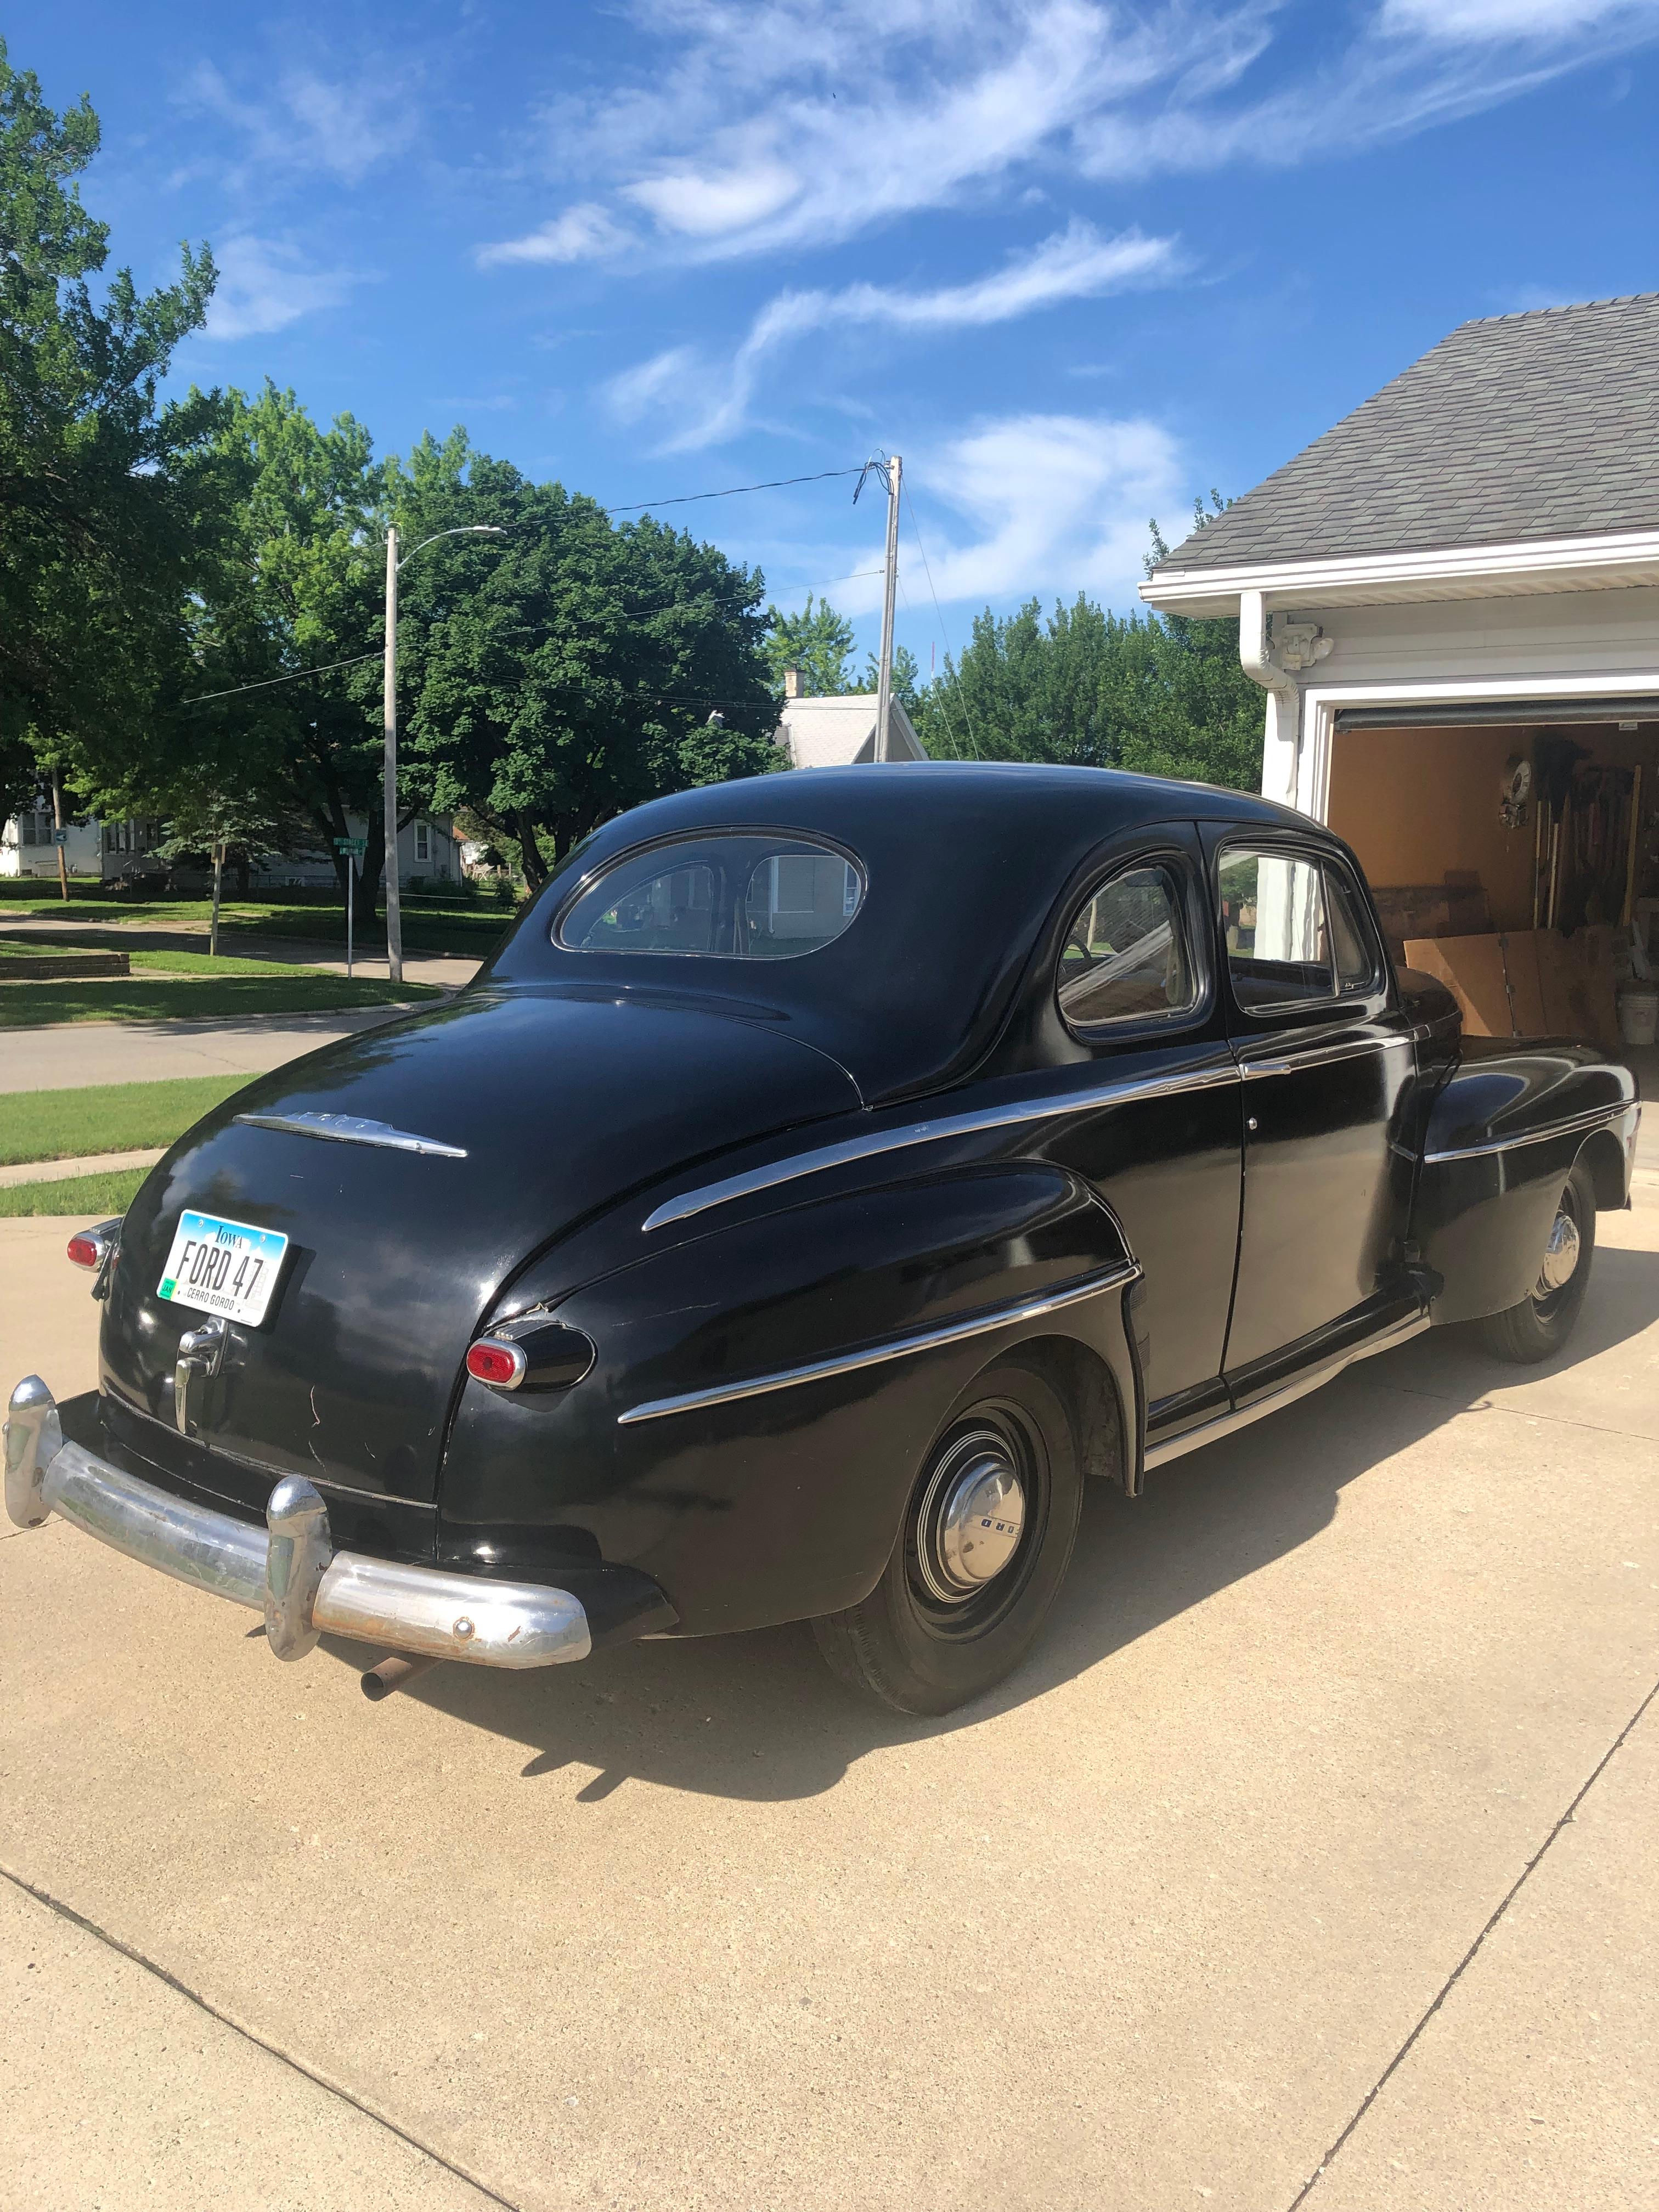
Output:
[[1218, 846, 1381, 1012], [1056, 860, 1199, 1030], [1324, 861, 1382, 993]]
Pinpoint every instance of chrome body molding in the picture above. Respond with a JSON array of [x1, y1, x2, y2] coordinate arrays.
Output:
[[641, 1066, 1241, 1235], [1238, 1033, 1415, 1080], [4, 1379, 591, 1670], [1423, 1098, 1634, 1166], [1142, 1306, 1430, 1471], [617, 1262, 1142, 1426], [233, 1110, 469, 1160]]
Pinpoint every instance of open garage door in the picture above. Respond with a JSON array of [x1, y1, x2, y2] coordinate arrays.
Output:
[[1324, 703, 1659, 1048]]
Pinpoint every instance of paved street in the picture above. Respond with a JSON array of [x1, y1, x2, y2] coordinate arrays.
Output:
[[0, 1005, 426, 1093], [2, 1185, 1655, 2210]]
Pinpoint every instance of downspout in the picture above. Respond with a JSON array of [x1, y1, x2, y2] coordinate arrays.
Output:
[[1237, 589, 1302, 811]]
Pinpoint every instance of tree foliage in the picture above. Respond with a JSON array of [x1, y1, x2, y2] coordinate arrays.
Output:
[[389, 435, 780, 887], [912, 505, 1264, 789], [763, 592, 855, 696], [0, 38, 221, 819]]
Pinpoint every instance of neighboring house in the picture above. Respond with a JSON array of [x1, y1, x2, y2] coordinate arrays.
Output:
[[1, 800, 461, 888], [1139, 292, 1659, 969], [774, 669, 927, 766]]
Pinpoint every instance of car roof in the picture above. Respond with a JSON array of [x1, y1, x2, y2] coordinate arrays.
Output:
[[490, 763, 1321, 1102]]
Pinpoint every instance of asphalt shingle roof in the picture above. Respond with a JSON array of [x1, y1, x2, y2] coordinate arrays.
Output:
[[1154, 293, 1659, 573]]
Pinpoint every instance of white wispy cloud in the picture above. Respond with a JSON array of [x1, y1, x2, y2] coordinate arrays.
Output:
[[477, 203, 635, 268], [607, 220, 1180, 448], [485, 0, 1659, 269], [1380, 0, 1659, 37], [808, 412, 1185, 617], [181, 58, 418, 187], [199, 235, 359, 340]]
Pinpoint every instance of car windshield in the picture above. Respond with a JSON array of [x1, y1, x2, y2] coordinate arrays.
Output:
[[555, 834, 865, 960]]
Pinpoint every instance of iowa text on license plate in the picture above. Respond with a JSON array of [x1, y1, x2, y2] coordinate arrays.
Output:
[[157, 1211, 289, 1327]]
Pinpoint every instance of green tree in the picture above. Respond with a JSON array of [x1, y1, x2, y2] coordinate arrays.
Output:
[[764, 594, 855, 696], [0, 40, 221, 823], [862, 642, 922, 714], [181, 382, 391, 909], [913, 504, 1263, 788], [393, 442, 779, 887], [156, 784, 287, 954]]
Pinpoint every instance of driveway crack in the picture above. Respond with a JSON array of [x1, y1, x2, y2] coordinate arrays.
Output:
[[1284, 1668, 1659, 2209], [0, 1861, 523, 2211]]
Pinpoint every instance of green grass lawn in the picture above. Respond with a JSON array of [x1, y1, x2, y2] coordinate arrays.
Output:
[[0, 1166, 149, 1218], [126, 947, 335, 976], [0, 972, 443, 1028], [7, 893, 516, 957], [0, 1075, 253, 1165]]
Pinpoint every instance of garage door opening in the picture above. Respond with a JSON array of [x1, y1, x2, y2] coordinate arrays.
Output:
[[1325, 706, 1659, 1048]]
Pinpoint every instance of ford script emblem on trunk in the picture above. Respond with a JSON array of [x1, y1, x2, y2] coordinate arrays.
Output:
[[232, 1111, 469, 1160]]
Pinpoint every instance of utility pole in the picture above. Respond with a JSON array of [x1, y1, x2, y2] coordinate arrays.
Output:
[[50, 764, 69, 902], [382, 522, 402, 985], [874, 453, 901, 761], [381, 522, 505, 988]]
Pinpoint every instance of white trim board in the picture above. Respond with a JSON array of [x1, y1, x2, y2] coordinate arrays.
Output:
[[1141, 527, 1659, 619], [1288, 668, 1659, 821]]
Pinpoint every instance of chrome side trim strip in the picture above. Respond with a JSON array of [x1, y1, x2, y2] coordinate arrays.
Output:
[[233, 1111, 468, 1160], [617, 1261, 1142, 1426], [1143, 1306, 1430, 1472], [641, 1065, 1240, 1234], [1239, 1033, 1414, 1080], [1423, 1098, 1633, 1166]]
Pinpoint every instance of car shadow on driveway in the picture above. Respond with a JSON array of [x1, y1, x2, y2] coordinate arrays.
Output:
[[314, 1244, 1659, 1804]]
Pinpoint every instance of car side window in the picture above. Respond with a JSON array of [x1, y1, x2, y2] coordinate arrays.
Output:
[[1057, 861, 1199, 1031], [1218, 847, 1383, 1012], [1218, 848, 1336, 1011]]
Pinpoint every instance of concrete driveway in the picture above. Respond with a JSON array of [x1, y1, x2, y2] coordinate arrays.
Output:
[[2, 1195, 1656, 2211]]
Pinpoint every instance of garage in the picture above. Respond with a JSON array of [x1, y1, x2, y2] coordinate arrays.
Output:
[[1142, 291, 1659, 1052]]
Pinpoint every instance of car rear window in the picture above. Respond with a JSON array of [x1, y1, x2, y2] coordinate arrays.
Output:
[[555, 834, 865, 960]]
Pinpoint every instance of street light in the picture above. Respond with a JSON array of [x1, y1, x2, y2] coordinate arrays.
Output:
[[382, 523, 507, 984]]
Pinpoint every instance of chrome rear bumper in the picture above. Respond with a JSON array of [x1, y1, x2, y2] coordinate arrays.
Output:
[[4, 1376, 591, 1670]]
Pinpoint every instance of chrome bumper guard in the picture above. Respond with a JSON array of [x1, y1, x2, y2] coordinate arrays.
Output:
[[4, 1377, 591, 1670]]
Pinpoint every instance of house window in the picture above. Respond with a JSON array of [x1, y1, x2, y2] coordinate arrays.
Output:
[[415, 822, 430, 861], [20, 812, 38, 847]]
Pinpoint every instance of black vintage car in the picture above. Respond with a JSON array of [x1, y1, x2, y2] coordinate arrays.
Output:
[[5, 766, 1641, 1713]]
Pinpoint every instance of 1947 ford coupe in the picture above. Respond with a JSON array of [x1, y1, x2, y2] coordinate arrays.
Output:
[[5, 766, 1640, 1713]]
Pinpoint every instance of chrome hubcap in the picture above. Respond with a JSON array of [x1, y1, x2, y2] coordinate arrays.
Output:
[[1534, 1206, 1581, 1297], [914, 1430, 1026, 1605]]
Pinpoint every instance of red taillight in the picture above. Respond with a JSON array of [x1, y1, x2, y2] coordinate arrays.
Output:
[[67, 1233, 103, 1270], [466, 1339, 525, 1389]]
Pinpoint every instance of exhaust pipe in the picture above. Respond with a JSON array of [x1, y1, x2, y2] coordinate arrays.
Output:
[[360, 1652, 441, 1701]]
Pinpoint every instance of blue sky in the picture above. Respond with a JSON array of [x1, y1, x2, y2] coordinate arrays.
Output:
[[24, 1, 1659, 668]]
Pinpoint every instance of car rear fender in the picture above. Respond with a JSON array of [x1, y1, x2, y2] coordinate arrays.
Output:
[[435, 1161, 1141, 1636]]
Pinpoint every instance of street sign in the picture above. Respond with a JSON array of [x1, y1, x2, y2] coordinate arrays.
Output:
[[334, 837, 368, 855], [50, 829, 69, 847]]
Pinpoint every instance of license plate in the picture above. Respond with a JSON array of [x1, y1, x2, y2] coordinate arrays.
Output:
[[157, 1211, 289, 1327]]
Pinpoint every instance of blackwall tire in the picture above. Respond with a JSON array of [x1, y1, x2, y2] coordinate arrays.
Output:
[[1477, 1160, 1596, 1364], [811, 1356, 1082, 1717]]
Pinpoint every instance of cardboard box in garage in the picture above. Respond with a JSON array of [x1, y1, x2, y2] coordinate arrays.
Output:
[[1402, 926, 1621, 1047]]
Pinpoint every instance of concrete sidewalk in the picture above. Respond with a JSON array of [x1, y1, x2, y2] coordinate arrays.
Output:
[[2, 1192, 1655, 2208]]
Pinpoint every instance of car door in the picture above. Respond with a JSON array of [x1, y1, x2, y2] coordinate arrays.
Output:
[[1028, 825, 1244, 1448], [1207, 829, 1418, 1393]]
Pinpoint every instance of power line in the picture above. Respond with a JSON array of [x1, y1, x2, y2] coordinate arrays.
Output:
[[182, 468, 871, 706], [182, 651, 380, 706], [602, 465, 863, 515], [902, 483, 978, 759]]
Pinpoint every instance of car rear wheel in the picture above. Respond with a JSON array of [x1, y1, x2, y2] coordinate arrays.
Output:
[[811, 1356, 1082, 1716], [1477, 1160, 1596, 1364]]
